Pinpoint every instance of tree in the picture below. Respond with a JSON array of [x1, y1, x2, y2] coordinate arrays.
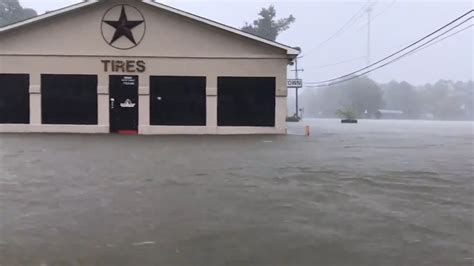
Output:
[[241, 5, 295, 41], [0, 0, 37, 27], [344, 76, 384, 117], [382, 81, 421, 118], [303, 76, 383, 118], [418, 80, 470, 120], [454, 80, 474, 120]]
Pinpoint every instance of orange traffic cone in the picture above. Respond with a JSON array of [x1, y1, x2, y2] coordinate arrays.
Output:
[[305, 125, 311, 137]]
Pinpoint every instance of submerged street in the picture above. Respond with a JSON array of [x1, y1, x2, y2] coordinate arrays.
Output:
[[0, 119, 473, 266]]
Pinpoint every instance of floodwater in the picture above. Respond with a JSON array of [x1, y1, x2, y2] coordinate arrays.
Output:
[[0, 119, 473, 266]]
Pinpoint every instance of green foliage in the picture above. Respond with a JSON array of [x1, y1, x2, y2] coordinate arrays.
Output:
[[0, 0, 37, 27], [336, 108, 358, 120], [241, 5, 295, 41]]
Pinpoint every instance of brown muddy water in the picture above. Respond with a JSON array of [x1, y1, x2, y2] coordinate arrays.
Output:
[[0, 119, 473, 266]]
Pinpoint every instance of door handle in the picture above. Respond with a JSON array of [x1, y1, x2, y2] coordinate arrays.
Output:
[[110, 98, 115, 109]]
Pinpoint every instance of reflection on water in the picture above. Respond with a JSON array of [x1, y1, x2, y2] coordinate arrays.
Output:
[[0, 119, 473, 265]]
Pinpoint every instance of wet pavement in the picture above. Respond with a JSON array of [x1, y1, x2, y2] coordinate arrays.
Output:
[[0, 119, 473, 266]]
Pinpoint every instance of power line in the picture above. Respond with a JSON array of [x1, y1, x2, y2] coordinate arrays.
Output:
[[306, 10, 473, 85], [304, 56, 366, 70], [306, 17, 473, 88], [357, 0, 397, 31], [408, 24, 473, 53], [305, 9, 473, 85], [305, 17, 473, 88], [302, 1, 374, 57]]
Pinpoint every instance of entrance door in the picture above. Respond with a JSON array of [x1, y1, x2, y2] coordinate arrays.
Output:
[[109, 75, 139, 134]]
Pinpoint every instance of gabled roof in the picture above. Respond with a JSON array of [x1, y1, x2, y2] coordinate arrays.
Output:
[[0, 0, 300, 57]]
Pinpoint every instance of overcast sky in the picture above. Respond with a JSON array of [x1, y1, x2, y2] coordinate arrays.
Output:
[[20, 0, 473, 85]]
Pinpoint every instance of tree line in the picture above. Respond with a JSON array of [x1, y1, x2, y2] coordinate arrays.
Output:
[[0, 0, 37, 27], [296, 78, 474, 121]]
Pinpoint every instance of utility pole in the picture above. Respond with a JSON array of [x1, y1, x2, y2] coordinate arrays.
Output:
[[366, 5, 373, 68], [291, 57, 304, 118]]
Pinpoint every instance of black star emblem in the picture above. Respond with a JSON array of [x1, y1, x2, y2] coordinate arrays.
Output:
[[104, 6, 144, 45]]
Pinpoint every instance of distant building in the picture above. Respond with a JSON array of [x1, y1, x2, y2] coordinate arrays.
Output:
[[0, 0, 299, 135], [376, 109, 404, 119]]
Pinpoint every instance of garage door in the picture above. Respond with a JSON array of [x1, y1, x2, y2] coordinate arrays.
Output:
[[150, 76, 206, 126], [218, 77, 275, 127], [0, 74, 30, 124], [41, 74, 98, 125]]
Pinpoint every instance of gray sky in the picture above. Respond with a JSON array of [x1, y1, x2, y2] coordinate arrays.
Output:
[[20, 0, 474, 85]]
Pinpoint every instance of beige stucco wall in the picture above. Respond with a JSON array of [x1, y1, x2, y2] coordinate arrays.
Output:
[[0, 0, 291, 135]]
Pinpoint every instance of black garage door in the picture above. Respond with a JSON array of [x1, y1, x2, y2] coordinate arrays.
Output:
[[0, 74, 30, 124], [150, 76, 206, 126], [218, 77, 276, 127], [42, 74, 98, 125]]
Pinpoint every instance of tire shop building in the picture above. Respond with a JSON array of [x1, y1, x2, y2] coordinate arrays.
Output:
[[0, 0, 299, 135]]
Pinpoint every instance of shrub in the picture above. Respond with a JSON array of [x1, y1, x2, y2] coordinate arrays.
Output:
[[336, 108, 358, 120]]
